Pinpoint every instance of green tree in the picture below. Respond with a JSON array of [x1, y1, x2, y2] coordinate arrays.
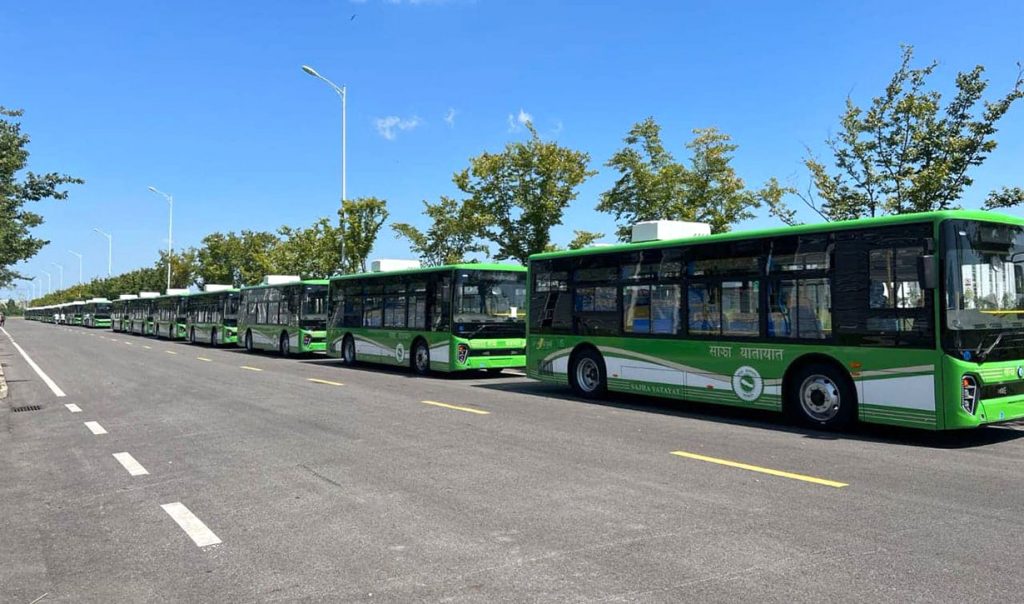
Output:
[[803, 46, 1023, 220], [392, 196, 489, 266], [341, 197, 389, 273], [544, 230, 606, 252], [1, 107, 83, 287], [983, 186, 1024, 210], [455, 123, 595, 264], [271, 217, 345, 278], [4, 298, 24, 316], [598, 118, 793, 240], [195, 230, 279, 287], [156, 248, 198, 289]]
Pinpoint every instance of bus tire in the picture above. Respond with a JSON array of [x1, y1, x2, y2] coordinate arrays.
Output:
[[412, 340, 430, 376], [485, 368, 504, 375], [786, 362, 856, 429], [244, 330, 253, 353], [569, 348, 607, 399], [341, 335, 356, 366], [189, 328, 196, 344], [211, 329, 219, 347], [280, 333, 290, 357]]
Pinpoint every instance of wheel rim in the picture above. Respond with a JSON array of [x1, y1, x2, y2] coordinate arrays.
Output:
[[799, 374, 841, 422], [415, 345, 429, 372], [344, 339, 354, 362], [282, 337, 289, 355], [575, 357, 601, 393]]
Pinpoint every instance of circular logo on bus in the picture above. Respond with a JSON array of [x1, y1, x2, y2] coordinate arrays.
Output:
[[732, 365, 763, 402], [395, 342, 406, 363]]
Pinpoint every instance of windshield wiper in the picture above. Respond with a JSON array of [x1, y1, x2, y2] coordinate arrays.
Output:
[[975, 331, 1011, 363]]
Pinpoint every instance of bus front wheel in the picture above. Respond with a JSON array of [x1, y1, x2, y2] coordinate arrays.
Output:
[[211, 329, 219, 347], [280, 333, 290, 357], [189, 328, 196, 344], [569, 348, 607, 399], [412, 341, 430, 376], [244, 331, 253, 353], [341, 335, 356, 366], [786, 363, 856, 429]]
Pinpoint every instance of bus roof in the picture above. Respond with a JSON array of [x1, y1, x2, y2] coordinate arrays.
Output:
[[328, 263, 525, 283], [188, 287, 239, 298], [239, 279, 329, 291], [529, 209, 1024, 261]]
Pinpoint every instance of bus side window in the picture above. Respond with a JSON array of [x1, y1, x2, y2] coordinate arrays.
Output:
[[431, 276, 451, 331]]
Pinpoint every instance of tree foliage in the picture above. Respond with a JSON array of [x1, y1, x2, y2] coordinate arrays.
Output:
[[1, 106, 83, 287], [455, 123, 595, 264], [194, 230, 278, 287], [271, 218, 345, 278], [392, 196, 489, 266], [598, 118, 793, 240], [341, 197, 389, 273], [803, 45, 1024, 220]]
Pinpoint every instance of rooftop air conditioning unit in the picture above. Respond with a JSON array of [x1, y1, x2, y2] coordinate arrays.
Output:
[[262, 275, 300, 285], [139, 291, 160, 298], [631, 220, 711, 243], [371, 259, 421, 273], [118, 294, 138, 300], [165, 288, 189, 296], [203, 284, 233, 292]]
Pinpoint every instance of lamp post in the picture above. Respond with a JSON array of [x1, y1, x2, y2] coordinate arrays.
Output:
[[92, 228, 112, 276], [51, 263, 64, 290], [40, 270, 51, 295], [147, 187, 173, 290], [69, 251, 83, 284], [301, 64, 347, 270]]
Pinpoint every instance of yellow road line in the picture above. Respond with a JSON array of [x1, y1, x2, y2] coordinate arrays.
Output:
[[165, 350, 177, 355], [240, 365, 263, 372], [420, 400, 489, 415], [197, 357, 212, 362], [670, 450, 848, 488], [308, 378, 344, 386]]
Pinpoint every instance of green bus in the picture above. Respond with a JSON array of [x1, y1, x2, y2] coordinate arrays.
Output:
[[127, 293, 159, 336], [326, 264, 527, 374], [527, 210, 1024, 431], [238, 278, 328, 355], [82, 298, 112, 328], [152, 290, 189, 339], [186, 286, 240, 346], [110, 295, 137, 332], [68, 300, 85, 326]]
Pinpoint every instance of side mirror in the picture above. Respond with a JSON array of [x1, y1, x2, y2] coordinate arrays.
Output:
[[918, 254, 937, 290]]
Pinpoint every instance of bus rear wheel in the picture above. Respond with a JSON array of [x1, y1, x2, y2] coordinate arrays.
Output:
[[280, 333, 290, 357], [569, 348, 607, 399], [211, 329, 219, 347], [341, 335, 356, 366], [189, 328, 196, 344], [412, 341, 430, 376], [244, 331, 253, 353], [786, 363, 856, 429]]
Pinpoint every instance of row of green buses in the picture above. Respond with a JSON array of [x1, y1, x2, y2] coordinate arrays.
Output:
[[24, 210, 1024, 431]]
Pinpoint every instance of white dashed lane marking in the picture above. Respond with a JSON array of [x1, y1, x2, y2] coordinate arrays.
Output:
[[161, 502, 222, 547], [65, 403, 82, 413], [112, 452, 149, 476], [84, 421, 107, 435]]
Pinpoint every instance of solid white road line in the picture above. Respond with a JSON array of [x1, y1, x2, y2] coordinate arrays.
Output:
[[0, 327, 67, 397], [161, 502, 221, 547], [64, 403, 82, 413], [84, 421, 107, 435], [112, 452, 149, 476]]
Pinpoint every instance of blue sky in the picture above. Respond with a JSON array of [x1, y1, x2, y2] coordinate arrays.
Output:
[[3, 0, 1023, 299]]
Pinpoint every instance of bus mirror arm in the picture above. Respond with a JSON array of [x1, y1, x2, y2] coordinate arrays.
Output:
[[918, 254, 937, 290]]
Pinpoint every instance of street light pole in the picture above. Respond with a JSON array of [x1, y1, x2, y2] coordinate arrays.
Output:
[[40, 270, 51, 295], [93, 228, 112, 276], [301, 64, 347, 271], [51, 263, 64, 290], [147, 187, 173, 291], [69, 251, 83, 284]]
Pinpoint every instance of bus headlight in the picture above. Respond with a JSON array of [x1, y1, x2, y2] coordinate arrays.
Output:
[[457, 344, 469, 364], [961, 375, 979, 415], [303, 334, 312, 346]]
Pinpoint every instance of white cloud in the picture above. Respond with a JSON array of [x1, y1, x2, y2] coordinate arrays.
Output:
[[375, 115, 422, 140], [444, 107, 456, 127], [507, 108, 533, 132]]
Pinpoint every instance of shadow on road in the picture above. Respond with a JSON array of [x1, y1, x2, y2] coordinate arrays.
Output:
[[473, 380, 1024, 449]]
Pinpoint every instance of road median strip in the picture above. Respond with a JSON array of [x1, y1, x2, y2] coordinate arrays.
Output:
[[670, 450, 847, 488]]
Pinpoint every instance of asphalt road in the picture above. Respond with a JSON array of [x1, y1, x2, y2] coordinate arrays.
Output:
[[2, 318, 1023, 603]]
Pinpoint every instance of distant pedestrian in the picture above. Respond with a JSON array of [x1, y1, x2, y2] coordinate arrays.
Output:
[[0, 312, 5, 327]]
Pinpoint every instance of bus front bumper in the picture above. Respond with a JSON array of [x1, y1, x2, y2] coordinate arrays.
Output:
[[945, 356, 1024, 428]]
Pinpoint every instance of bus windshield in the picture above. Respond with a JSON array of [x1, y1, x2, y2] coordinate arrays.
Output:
[[301, 286, 328, 329], [944, 220, 1024, 331], [453, 270, 526, 336]]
